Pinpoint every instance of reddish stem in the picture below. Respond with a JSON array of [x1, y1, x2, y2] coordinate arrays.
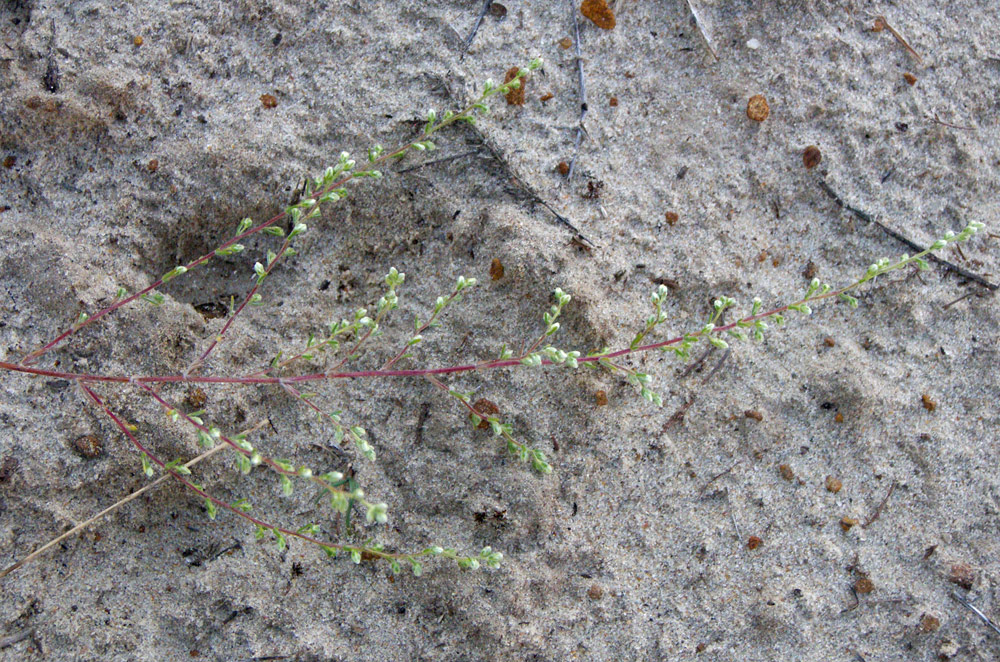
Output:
[[0, 295, 810, 385]]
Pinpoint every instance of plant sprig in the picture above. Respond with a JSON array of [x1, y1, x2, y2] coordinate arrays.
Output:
[[0, 54, 987, 578]]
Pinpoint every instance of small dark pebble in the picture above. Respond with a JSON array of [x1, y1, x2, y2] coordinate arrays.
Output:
[[0, 456, 19, 482]]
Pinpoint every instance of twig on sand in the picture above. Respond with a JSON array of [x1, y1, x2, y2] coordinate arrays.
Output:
[[862, 480, 895, 528], [699, 461, 739, 494], [951, 592, 1000, 637], [567, 0, 589, 180], [928, 112, 976, 131], [661, 398, 694, 432], [0, 630, 34, 651], [463, 0, 494, 54], [1, 421, 266, 579], [872, 15, 922, 64], [432, 74, 593, 244], [396, 149, 482, 174], [818, 180, 998, 291]]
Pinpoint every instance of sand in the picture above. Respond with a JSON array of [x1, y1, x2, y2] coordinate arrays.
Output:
[[1, 1, 998, 660]]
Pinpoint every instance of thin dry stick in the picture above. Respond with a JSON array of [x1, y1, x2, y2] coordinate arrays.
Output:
[[463, 0, 493, 53], [862, 480, 895, 528], [566, 0, 588, 180], [872, 15, 922, 63], [818, 180, 997, 291], [396, 149, 482, 174], [461, 114, 594, 244], [951, 592, 1000, 637], [0, 433, 243, 578], [929, 112, 976, 131]]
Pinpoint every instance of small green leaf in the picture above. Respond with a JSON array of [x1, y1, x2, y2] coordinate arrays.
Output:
[[140, 452, 154, 477], [161, 266, 188, 282]]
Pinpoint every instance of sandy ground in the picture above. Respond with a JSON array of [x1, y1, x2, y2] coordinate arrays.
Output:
[[1, 1, 999, 660]]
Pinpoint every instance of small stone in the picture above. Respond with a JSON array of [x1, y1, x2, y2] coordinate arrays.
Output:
[[747, 535, 763, 550], [746, 95, 770, 122], [664, 211, 679, 226], [580, 0, 615, 30], [503, 67, 526, 106], [595, 390, 608, 406], [488, 3, 507, 19], [802, 145, 822, 169], [260, 93, 278, 108], [557, 161, 570, 176], [939, 640, 959, 659], [147, 159, 159, 173], [918, 613, 940, 633], [778, 464, 795, 481], [746, 38, 761, 50], [825, 476, 842, 493], [840, 516, 858, 531], [587, 583, 604, 600], [744, 410, 763, 422], [73, 434, 103, 459], [903, 72, 917, 86], [133, 35, 144, 47], [471, 398, 500, 429], [921, 393, 936, 412], [948, 563, 975, 590], [185, 387, 207, 409], [489, 258, 504, 281], [558, 37, 573, 49], [854, 577, 874, 594], [823, 337, 836, 348], [609, 96, 618, 107]]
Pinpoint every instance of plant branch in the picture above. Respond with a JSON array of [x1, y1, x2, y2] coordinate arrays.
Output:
[[20, 64, 541, 367], [77, 383, 408, 564]]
